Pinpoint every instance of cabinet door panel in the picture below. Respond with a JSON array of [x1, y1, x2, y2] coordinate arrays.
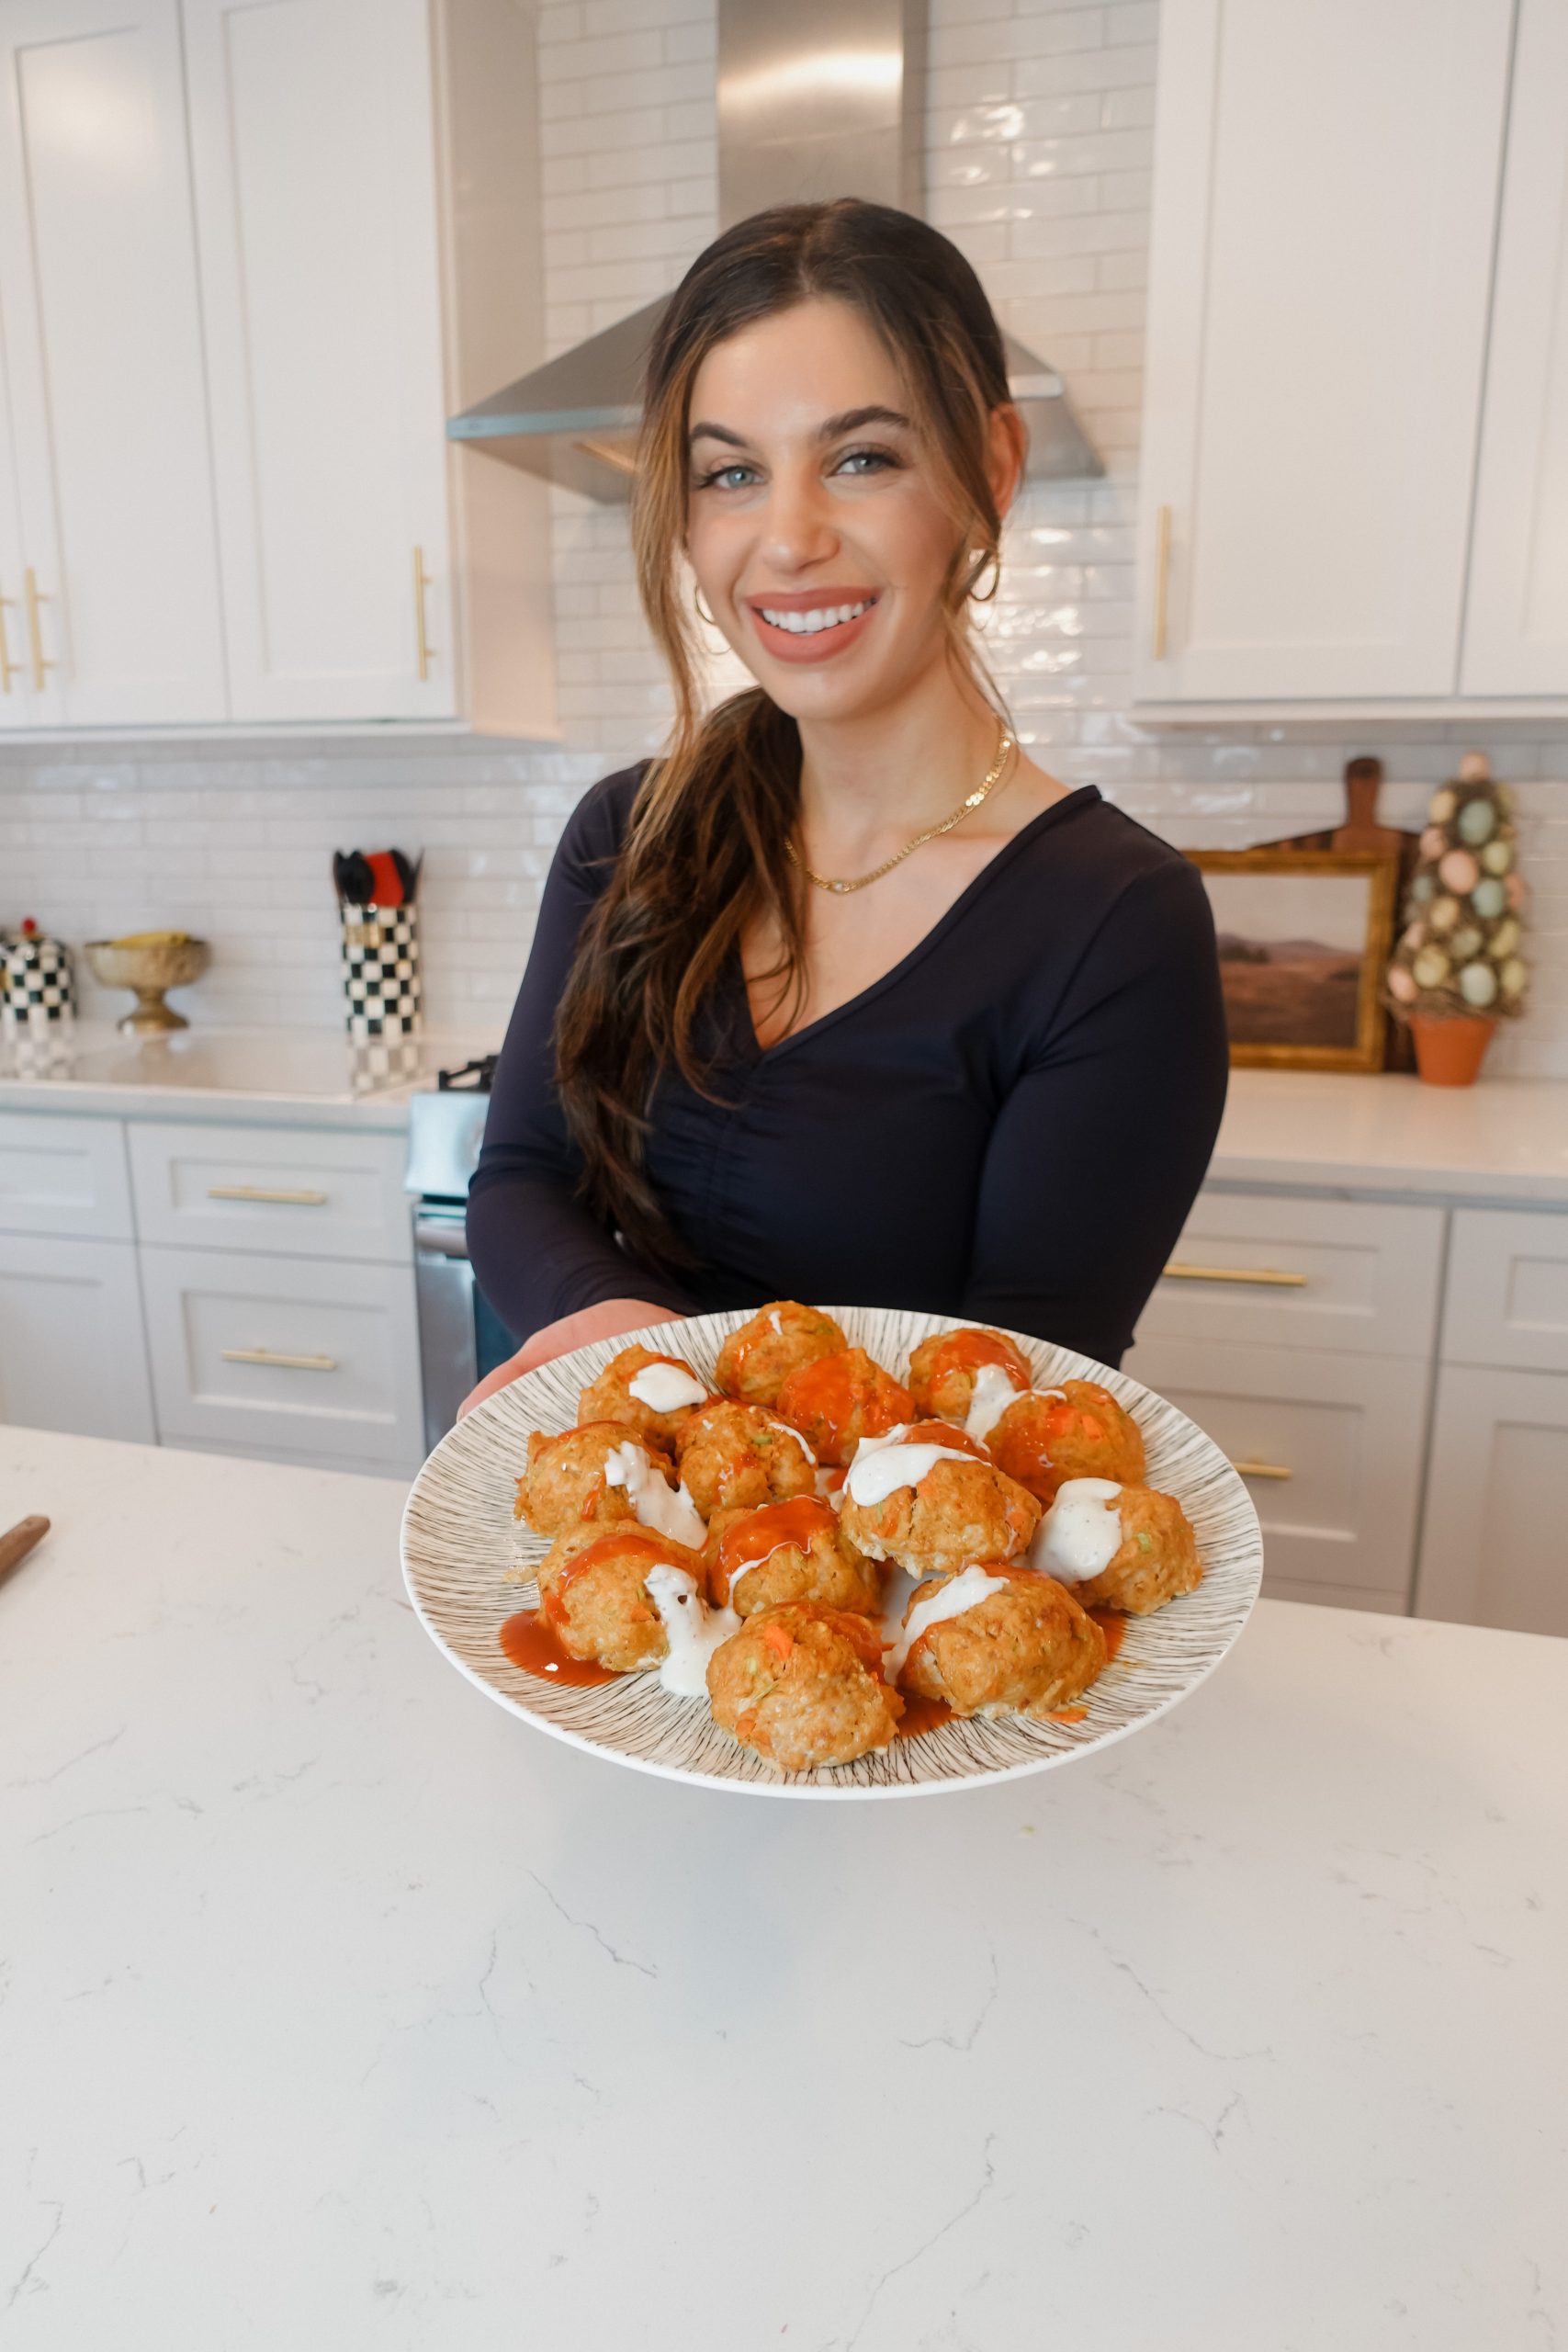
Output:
[[1124, 1335, 1428, 1606], [1139, 0, 1513, 701], [1461, 0, 1568, 695], [0, 1112, 133, 1239], [183, 0, 455, 721], [1414, 1365, 1568, 1636], [140, 1243, 423, 1467], [1442, 1207, 1568, 1376], [0, 1232, 154, 1441], [0, 0, 227, 725]]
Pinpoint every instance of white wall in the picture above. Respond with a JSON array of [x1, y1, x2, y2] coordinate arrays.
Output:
[[1, 0, 1564, 1067]]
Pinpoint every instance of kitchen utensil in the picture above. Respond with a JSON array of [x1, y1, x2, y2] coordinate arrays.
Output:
[[0, 1514, 50, 1585], [85, 935, 211, 1034], [400, 1305, 1263, 1801], [1, 919, 74, 1033]]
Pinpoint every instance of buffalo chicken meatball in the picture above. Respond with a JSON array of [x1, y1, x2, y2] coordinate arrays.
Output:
[[705, 1495, 883, 1618], [674, 1397, 817, 1519], [773, 1346, 915, 1467], [1033, 1478, 1201, 1615], [890, 1564, 1107, 1720], [907, 1326, 1032, 1429], [987, 1380, 1146, 1505], [837, 1426, 1040, 1579], [576, 1343, 707, 1451], [714, 1302, 847, 1409], [515, 1421, 668, 1536], [536, 1525, 708, 1674], [706, 1602, 903, 1769]]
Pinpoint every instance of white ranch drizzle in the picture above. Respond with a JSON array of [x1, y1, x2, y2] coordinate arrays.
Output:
[[843, 1429, 979, 1510], [768, 1309, 784, 1333], [764, 1414, 816, 1466], [626, 1360, 706, 1413], [882, 1566, 1015, 1688], [964, 1362, 1028, 1443], [1029, 1477, 1122, 1583], [643, 1565, 739, 1698], [604, 1440, 707, 1550]]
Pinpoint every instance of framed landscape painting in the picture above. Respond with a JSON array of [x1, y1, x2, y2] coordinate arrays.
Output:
[[1186, 848, 1400, 1071]]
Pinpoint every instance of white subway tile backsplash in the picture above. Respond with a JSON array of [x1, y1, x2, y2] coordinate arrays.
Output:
[[3, 0, 1566, 1079]]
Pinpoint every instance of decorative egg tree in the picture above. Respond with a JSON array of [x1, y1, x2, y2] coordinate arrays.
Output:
[[1383, 752, 1527, 1085]]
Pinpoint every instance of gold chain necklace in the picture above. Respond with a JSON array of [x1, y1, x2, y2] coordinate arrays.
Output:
[[784, 723, 1016, 895]]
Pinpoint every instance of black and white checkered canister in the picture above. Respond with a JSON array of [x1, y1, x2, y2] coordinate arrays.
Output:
[[1, 928, 74, 1031], [339, 902, 423, 1041]]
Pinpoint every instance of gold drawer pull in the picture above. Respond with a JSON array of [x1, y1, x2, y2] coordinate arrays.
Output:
[[207, 1184, 328, 1206], [412, 544, 434, 679], [23, 567, 54, 688], [1164, 1262, 1308, 1289], [1230, 1458, 1293, 1482], [1152, 502, 1172, 660], [220, 1347, 337, 1373]]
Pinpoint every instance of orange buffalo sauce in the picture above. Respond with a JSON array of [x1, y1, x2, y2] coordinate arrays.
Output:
[[925, 1327, 1032, 1388], [895, 1690, 953, 1738], [775, 1348, 913, 1464], [900, 1419, 987, 1458], [716, 1495, 837, 1600], [500, 1608, 619, 1686], [541, 1528, 682, 1627], [1087, 1607, 1127, 1661]]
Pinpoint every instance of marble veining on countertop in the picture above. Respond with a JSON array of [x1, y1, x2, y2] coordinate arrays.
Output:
[[0, 1425, 1562, 2350]]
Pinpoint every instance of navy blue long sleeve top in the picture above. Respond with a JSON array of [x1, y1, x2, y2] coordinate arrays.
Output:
[[467, 765, 1229, 1370]]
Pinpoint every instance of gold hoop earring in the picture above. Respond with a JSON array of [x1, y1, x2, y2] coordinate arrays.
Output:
[[693, 582, 716, 626]]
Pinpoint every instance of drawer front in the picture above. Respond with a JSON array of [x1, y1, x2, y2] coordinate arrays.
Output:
[[1415, 1363, 1568, 1636], [140, 1244, 423, 1467], [1136, 1191, 1445, 1357], [1441, 1206, 1568, 1374], [1124, 1335, 1430, 1606], [0, 1231, 154, 1441], [128, 1122, 411, 1263], [0, 1112, 133, 1240]]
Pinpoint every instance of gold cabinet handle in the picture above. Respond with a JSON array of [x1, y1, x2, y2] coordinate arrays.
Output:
[[412, 544, 434, 679], [1164, 1262, 1308, 1289], [1230, 1459, 1293, 1481], [0, 591, 17, 692], [220, 1348, 337, 1373], [1152, 503, 1171, 660], [23, 567, 54, 689], [207, 1184, 328, 1206]]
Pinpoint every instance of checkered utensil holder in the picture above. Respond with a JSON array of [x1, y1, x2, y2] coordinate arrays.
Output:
[[1, 925, 74, 1032], [339, 902, 423, 1041]]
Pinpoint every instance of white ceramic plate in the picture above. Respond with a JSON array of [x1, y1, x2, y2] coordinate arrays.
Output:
[[400, 1306, 1263, 1801]]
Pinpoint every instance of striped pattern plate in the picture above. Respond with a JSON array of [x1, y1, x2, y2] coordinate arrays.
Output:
[[400, 1306, 1263, 1801]]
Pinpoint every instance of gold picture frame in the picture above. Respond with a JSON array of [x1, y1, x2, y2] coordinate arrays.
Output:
[[1186, 847, 1401, 1073]]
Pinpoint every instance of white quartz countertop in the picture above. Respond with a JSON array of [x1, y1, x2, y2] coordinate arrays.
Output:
[[3, 1028, 1566, 1201], [0, 1024, 498, 1128], [1209, 1069, 1568, 1203], [2, 1427, 1562, 2350]]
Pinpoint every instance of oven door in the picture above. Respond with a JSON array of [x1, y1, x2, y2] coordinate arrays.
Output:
[[412, 1203, 518, 1451]]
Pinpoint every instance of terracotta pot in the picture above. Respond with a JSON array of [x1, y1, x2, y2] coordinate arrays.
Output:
[[1409, 1013, 1495, 1087]]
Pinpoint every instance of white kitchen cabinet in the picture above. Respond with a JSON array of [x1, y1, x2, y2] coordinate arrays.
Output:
[[1140, 1192, 1445, 1360], [1123, 1333, 1429, 1613], [1137, 0, 1517, 707], [139, 1241, 423, 1468], [126, 1120, 411, 1264], [1413, 1365, 1568, 1636], [177, 0, 552, 731], [0, 1231, 155, 1441], [1439, 1206, 1568, 1376], [1461, 0, 1568, 695], [0, 1110, 134, 1240], [0, 0, 228, 726]]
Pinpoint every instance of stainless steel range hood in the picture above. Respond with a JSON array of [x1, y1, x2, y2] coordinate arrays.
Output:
[[447, 0, 1101, 499]]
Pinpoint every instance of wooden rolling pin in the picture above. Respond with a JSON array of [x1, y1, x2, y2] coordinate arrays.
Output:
[[0, 1515, 50, 1584]]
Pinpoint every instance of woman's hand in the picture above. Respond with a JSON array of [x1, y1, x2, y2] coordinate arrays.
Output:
[[456, 1297, 683, 1420]]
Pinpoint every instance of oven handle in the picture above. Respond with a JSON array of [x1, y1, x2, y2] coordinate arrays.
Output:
[[414, 1211, 471, 1261]]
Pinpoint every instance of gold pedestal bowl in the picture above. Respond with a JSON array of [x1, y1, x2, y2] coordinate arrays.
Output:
[[85, 937, 211, 1035]]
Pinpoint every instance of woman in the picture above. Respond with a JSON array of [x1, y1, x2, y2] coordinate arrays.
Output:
[[462, 199, 1227, 1412]]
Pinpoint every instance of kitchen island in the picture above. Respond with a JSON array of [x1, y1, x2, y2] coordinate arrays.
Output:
[[2, 1427, 1562, 2350]]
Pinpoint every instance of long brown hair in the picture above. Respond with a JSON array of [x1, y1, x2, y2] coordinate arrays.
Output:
[[556, 198, 1022, 1272]]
